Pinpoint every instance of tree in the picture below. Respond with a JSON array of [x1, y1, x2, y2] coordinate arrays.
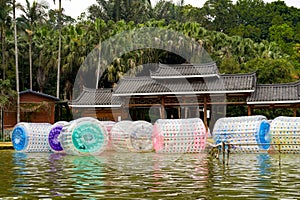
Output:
[[201, 0, 236, 33], [13, 0, 20, 123], [0, 78, 15, 140], [269, 23, 294, 54], [33, 26, 55, 93], [18, 0, 48, 90], [0, 79, 15, 107], [0, 0, 12, 80], [152, 0, 179, 23], [61, 24, 87, 99], [88, 0, 152, 23], [242, 58, 297, 84], [53, 0, 62, 99]]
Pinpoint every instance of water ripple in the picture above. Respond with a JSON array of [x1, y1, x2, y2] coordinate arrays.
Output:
[[0, 151, 300, 199]]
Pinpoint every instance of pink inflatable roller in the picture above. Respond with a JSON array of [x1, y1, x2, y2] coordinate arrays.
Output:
[[153, 118, 207, 153], [98, 121, 116, 151]]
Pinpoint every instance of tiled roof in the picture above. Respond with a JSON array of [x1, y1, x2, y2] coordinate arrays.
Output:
[[70, 87, 121, 107], [113, 73, 256, 96], [150, 62, 219, 78], [19, 89, 60, 101], [247, 81, 300, 104]]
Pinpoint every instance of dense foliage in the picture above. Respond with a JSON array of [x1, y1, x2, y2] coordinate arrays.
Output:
[[0, 0, 299, 105]]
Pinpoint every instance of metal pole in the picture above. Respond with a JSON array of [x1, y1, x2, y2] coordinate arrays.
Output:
[[222, 142, 225, 165], [278, 144, 281, 166], [227, 143, 230, 165]]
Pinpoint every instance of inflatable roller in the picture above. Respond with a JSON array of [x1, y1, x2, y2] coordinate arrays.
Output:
[[212, 115, 271, 153], [153, 118, 207, 153], [59, 117, 108, 155], [98, 121, 116, 151], [270, 116, 300, 153], [110, 121, 133, 152], [48, 121, 69, 152], [11, 122, 52, 152], [129, 121, 153, 152]]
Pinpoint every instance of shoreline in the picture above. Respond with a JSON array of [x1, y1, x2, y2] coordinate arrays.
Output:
[[0, 142, 13, 150]]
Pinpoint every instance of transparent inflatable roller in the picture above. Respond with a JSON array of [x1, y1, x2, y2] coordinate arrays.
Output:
[[270, 116, 300, 153], [129, 121, 153, 152], [98, 121, 116, 151], [60, 117, 108, 155], [11, 122, 52, 152], [212, 115, 271, 153], [111, 120, 153, 152], [48, 121, 69, 153], [153, 118, 207, 153], [111, 121, 133, 152]]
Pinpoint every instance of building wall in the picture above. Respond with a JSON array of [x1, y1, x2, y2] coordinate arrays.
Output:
[[3, 93, 57, 128], [72, 107, 126, 121], [3, 110, 17, 129]]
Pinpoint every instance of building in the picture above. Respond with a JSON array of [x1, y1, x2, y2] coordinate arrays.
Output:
[[70, 62, 300, 129], [3, 90, 60, 129]]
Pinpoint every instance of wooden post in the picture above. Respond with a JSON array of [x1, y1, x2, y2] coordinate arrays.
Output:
[[227, 143, 230, 165], [247, 105, 252, 116], [184, 107, 188, 118], [203, 96, 208, 130], [293, 107, 297, 117], [0, 107, 3, 141], [160, 96, 165, 119]]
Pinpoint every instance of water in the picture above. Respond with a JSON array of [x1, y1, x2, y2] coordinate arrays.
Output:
[[0, 150, 300, 199]]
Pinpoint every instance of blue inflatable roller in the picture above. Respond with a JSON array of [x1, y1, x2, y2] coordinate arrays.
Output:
[[212, 115, 271, 153], [11, 122, 52, 152]]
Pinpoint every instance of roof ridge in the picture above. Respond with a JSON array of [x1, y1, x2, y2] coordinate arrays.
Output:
[[256, 80, 300, 87], [220, 72, 256, 77], [83, 86, 113, 92], [19, 89, 59, 101], [121, 76, 153, 80]]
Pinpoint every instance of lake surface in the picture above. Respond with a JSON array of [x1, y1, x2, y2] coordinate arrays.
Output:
[[0, 150, 300, 199]]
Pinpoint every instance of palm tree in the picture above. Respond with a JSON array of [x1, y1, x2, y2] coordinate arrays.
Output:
[[53, 0, 62, 99], [61, 24, 87, 99], [0, 79, 15, 140], [34, 26, 55, 92], [13, 0, 20, 123], [18, 0, 48, 90], [0, 0, 12, 80], [88, 0, 152, 23]]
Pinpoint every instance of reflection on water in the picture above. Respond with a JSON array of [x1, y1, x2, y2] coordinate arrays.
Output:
[[0, 150, 300, 199]]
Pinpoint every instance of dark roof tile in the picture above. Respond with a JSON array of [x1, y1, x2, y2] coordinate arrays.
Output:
[[114, 73, 256, 96], [150, 62, 219, 78], [71, 87, 121, 107], [19, 89, 60, 101], [247, 81, 300, 104]]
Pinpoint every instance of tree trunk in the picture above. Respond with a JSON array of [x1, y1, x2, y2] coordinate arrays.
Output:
[[96, 40, 101, 89], [1, 25, 5, 80], [29, 35, 32, 90], [56, 0, 62, 99], [13, 0, 20, 123]]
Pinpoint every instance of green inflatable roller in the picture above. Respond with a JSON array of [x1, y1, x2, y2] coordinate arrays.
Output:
[[60, 117, 108, 155]]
